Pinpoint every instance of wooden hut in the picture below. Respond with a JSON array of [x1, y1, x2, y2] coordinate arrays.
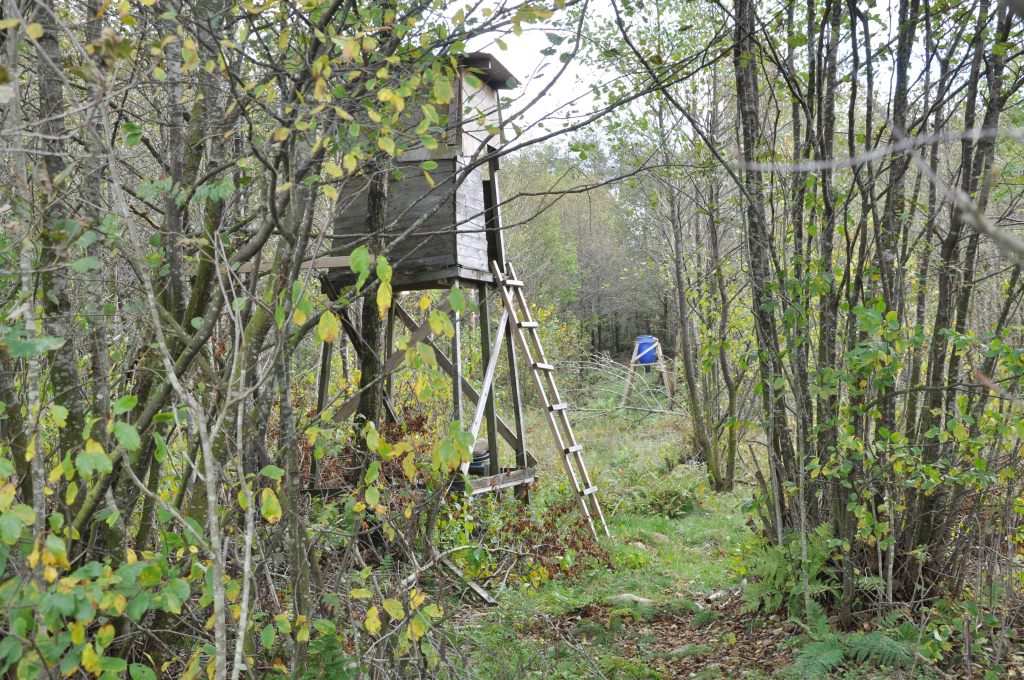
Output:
[[326, 52, 517, 291]]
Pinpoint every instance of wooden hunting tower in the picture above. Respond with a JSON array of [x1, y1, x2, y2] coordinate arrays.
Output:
[[317, 54, 609, 541], [327, 52, 516, 290]]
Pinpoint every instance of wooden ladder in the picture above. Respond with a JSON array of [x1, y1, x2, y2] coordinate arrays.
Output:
[[491, 261, 610, 540]]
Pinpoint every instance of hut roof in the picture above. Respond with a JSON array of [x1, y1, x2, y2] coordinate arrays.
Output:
[[461, 52, 518, 90]]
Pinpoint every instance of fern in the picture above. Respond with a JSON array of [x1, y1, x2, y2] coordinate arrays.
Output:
[[786, 639, 845, 678], [845, 631, 915, 668]]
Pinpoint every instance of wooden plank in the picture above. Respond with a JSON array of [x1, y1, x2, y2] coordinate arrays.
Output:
[[468, 308, 509, 439], [393, 303, 521, 450], [478, 283, 500, 477], [331, 297, 453, 424], [468, 467, 535, 496], [238, 255, 350, 274], [439, 557, 496, 605], [451, 281, 463, 424]]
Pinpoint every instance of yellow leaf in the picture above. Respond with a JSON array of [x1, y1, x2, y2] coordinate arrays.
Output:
[[260, 488, 282, 524], [273, 127, 290, 142], [377, 136, 395, 156], [81, 643, 101, 675], [25, 23, 43, 40], [350, 587, 372, 600], [317, 310, 341, 344], [0, 483, 14, 513], [70, 621, 86, 645], [43, 565, 58, 583], [410, 589, 426, 610], [342, 153, 358, 174], [364, 606, 381, 635], [402, 453, 417, 481], [382, 598, 405, 621], [0, 18, 20, 29], [126, 547, 137, 564], [323, 161, 343, 178], [409, 613, 427, 640], [376, 281, 392, 319], [97, 623, 115, 647], [293, 308, 307, 325]]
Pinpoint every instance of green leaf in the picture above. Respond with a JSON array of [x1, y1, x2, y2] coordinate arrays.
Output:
[[112, 395, 138, 415], [70, 256, 101, 273], [364, 461, 381, 484], [448, 287, 466, 314], [259, 465, 285, 480], [76, 440, 113, 479], [112, 421, 141, 451], [153, 432, 168, 463], [382, 598, 405, 621], [123, 121, 143, 146], [365, 486, 380, 507], [129, 663, 157, 680], [3, 329, 64, 358], [350, 245, 371, 290], [375, 255, 392, 284], [313, 619, 336, 635], [260, 624, 276, 649], [0, 514, 24, 545]]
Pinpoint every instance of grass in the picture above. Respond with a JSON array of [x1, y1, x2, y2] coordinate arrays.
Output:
[[456, 402, 758, 679]]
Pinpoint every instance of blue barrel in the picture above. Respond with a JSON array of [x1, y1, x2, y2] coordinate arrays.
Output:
[[635, 335, 658, 365]]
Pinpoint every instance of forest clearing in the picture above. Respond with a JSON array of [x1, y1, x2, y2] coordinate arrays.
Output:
[[2, 0, 1024, 677]]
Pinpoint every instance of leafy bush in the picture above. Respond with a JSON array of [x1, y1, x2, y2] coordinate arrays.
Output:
[[739, 524, 840, 617]]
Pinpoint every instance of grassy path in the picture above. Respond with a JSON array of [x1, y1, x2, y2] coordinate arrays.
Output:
[[458, 411, 797, 679]]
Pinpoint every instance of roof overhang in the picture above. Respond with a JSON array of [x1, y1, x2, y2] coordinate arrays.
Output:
[[461, 52, 518, 90]]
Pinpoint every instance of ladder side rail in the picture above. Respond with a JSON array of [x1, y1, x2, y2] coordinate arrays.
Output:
[[493, 260, 605, 539]]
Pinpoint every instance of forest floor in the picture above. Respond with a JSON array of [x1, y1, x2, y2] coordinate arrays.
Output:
[[453, 387, 949, 679]]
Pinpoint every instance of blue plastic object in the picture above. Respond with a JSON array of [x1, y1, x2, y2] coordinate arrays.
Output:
[[635, 335, 658, 365]]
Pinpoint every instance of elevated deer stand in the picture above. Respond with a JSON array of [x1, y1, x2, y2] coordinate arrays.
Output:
[[621, 336, 673, 406], [312, 54, 608, 541]]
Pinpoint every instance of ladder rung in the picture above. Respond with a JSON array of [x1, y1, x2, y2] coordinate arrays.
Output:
[[533, 362, 554, 371], [504, 279, 525, 288], [564, 444, 582, 455], [518, 321, 539, 329], [580, 486, 598, 497], [548, 403, 568, 412]]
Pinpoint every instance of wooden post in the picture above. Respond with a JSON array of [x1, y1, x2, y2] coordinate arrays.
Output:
[[477, 284, 500, 476], [655, 340, 673, 401], [500, 273, 529, 503], [313, 340, 332, 483], [383, 304, 396, 424], [451, 282, 463, 424], [621, 342, 640, 406]]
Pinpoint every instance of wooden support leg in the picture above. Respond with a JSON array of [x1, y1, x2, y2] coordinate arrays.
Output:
[[477, 284, 501, 476], [656, 340, 673, 402], [313, 340, 332, 483], [383, 305, 396, 424], [393, 304, 522, 450], [504, 302, 528, 503], [451, 283, 463, 424], [621, 343, 640, 406]]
